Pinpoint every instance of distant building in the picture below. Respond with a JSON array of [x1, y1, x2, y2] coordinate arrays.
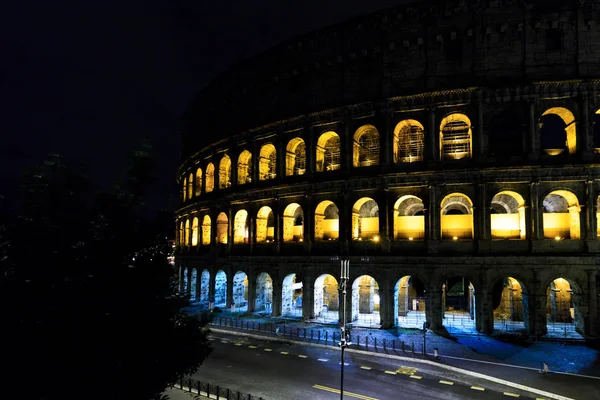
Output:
[[176, 0, 600, 339]]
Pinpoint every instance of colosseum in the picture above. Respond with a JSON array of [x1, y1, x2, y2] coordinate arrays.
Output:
[[175, 0, 600, 340]]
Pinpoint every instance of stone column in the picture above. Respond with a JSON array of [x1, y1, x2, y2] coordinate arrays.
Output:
[[247, 271, 256, 313], [226, 271, 234, 309], [251, 140, 259, 183], [340, 192, 352, 251], [271, 280, 283, 316], [523, 204, 532, 240], [428, 109, 438, 162], [586, 269, 598, 337], [380, 109, 393, 166], [478, 183, 490, 240], [227, 208, 233, 252], [231, 150, 238, 188], [476, 101, 485, 159], [305, 123, 315, 174], [581, 96, 591, 157], [302, 276, 315, 320], [379, 190, 391, 252], [304, 196, 314, 252], [528, 273, 547, 338], [586, 181, 597, 241], [178, 265, 184, 293], [195, 270, 201, 302], [530, 182, 542, 240], [427, 286, 444, 331], [428, 185, 440, 240], [342, 118, 352, 172], [476, 274, 494, 334], [274, 199, 282, 253], [277, 138, 285, 179], [527, 101, 539, 161], [208, 270, 216, 309], [380, 281, 395, 329]]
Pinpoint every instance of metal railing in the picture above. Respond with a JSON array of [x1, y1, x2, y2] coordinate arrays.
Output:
[[173, 376, 264, 400]]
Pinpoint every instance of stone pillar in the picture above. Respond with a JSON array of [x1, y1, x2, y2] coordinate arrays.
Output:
[[476, 275, 494, 334], [581, 96, 591, 157], [587, 269, 598, 337], [342, 118, 352, 172], [208, 271, 216, 308], [379, 190, 391, 252], [476, 101, 485, 159], [274, 199, 282, 253], [305, 123, 315, 174], [528, 274, 547, 338], [246, 271, 256, 312], [380, 109, 393, 166], [340, 192, 352, 250], [272, 280, 283, 316], [226, 271, 234, 309], [178, 265, 184, 293], [227, 208, 233, 252], [427, 286, 443, 331], [428, 109, 438, 162], [428, 185, 440, 240], [530, 182, 542, 240], [527, 101, 539, 161], [479, 183, 490, 240], [277, 138, 285, 179], [586, 181, 597, 241], [523, 204, 532, 240], [380, 281, 395, 329], [231, 151, 239, 188], [304, 196, 314, 252], [302, 276, 315, 320], [251, 140, 259, 184], [195, 271, 201, 302]]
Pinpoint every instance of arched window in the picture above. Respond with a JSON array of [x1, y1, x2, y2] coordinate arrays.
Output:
[[393, 195, 425, 240], [316, 131, 341, 172], [394, 120, 424, 163], [178, 221, 184, 245], [314, 200, 339, 240], [191, 217, 199, 246], [353, 125, 380, 167], [195, 168, 203, 196], [440, 193, 473, 239], [219, 155, 232, 189], [201, 215, 211, 245], [286, 138, 306, 176], [205, 163, 215, 193], [216, 212, 228, 244], [188, 173, 194, 199], [440, 113, 472, 160], [282, 203, 304, 242], [233, 210, 250, 244], [351, 197, 379, 240], [542, 190, 580, 239], [539, 107, 576, 155], [237, 150, 253, 185], [490, 191, 526, 239], [182, 177, 187, 202], [259, 144, 277, 180], [256, 207, 275, 242], [184, 219, 190, 245]]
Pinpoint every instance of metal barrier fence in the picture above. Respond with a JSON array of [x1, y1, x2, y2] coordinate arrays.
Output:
[[173, 376, 264, 400]]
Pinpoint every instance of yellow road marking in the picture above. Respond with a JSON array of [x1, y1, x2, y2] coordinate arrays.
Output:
[[313, 384, 379, 400], [439, 380, 454, 385], [280, 351, 289, 355], [234, 343, 243, 346], [384, 370, 397, 375], [504, 393, 520, 398], [396, 366, 418, 375], [360, 366, 372, 370], [298, 355, 308, 358], [536, 398, 546, 400], [409, 375, 422, 380], [264, 348, 272, 352], [471, 386, 485, 391], [318, 358, 329, 362], [248, 345, 257, 349]]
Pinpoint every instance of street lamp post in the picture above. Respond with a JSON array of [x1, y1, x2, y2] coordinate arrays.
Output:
[[338, 258, 350, 400]]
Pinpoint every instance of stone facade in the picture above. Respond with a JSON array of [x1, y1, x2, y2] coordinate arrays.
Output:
[[176, 0, 600, 339]]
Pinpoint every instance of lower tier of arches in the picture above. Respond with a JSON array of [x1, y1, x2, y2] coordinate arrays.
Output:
[[176, 257, 600, 339]]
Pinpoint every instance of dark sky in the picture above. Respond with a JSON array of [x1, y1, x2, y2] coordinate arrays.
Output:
[[2, 0, 407, 211]]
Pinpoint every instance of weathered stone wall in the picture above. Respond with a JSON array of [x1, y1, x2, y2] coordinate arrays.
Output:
[[214, 271, 227, 306]]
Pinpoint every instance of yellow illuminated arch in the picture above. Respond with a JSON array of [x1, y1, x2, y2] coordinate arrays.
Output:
[[237, 150, 252, 185], [490, 191, 526, 239], [315, 200, 339, 240], [233, 209, 249, 244], [219, 155, 232, 189], [256, 206, 274, 242], [394, 120, 424, 163], [352, 197, 379, 240], [541, 107, 577, 155], [195, 167, 203, 196], [393, 195, 425, 240], [440, 193, 473, 239], [205, 163, 215, 193], [184, 219, 190, 245], [286, 137, 306, 176], [352, 125, 380, 167], [201, 215, 211, 245], [259, 144, 277, 180], [316, 131, 341, 172], [282, 203, 304, 242], [216, 212, 228, 244], [182, 177, 187, 201], [188, 173, 194, 199], [440, 113, 472, 160], [191, 217, 199, 246]]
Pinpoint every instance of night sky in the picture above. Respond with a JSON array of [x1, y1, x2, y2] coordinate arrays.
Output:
[[2, 0, 407, 211]]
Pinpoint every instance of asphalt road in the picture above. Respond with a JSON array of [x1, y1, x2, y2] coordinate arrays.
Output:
[[189, 332, 555, 400]]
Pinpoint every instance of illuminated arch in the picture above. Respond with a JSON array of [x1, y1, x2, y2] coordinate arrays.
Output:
[[216, 212, 228, 244], [237, 150, 253, 185], [214, 270, 227, 307], [182, 177, 187, 201], [542, 190, 580, 240], [540, 107, 576, 155], [282, 203, 304, 242], [184, 219, 190, 245], [259, 144, 277, 180], [491, 191, 526, 239], [351, 275, 380, 326], [314, 274, 339, 322], [218, 154, 232, 189], [282, 273, 303, 316], [393, 195, 425, 240], [195, 167, 203, 196], [440, 193, 473, 239], [199, 269, 210, 306], [256, 206, 274, 242], [492, 276, 528, 333], [233, 271, 249, 311], [205, 163, 215, 193], [285, 137, 306, 176], [255, 272, 273, 313], [178, 221, 184, 245], [191, 217, 199, 246], [316, 131, 341, 172], [233, 209, 249, 244], [352, 197, 380, 240], [187, 173, 194, 199], [440, 113, 472, 160], [201, 215, 211, 245], [442, 276, 476, 333], [543, 277, 584, 338], [394, 275, 427, 328], [352, 125, 380, 167], [593, 109, 600, 153], [394, 120, 424, 163], [314, 200, 339, 240]]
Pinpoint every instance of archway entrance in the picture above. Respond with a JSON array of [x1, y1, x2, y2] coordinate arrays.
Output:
[[232, 271, 248, 312], [282, 273, 303, 318], [492, 277, 528, 333], [545, 278, 583, 339], [352, 275, 380, 327], [255, 272, 273, 314], [214, 270, 227, 308], [394, 275, 426, 328], [182, 267, 189, 293], [190, 269, 198, 301], [200, 270, 210, 308], [442, 277, 476, 334], [313, 274, 339, 324]]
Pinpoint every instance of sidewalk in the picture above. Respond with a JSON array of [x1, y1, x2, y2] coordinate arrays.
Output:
[[164, 387, 209, 400]]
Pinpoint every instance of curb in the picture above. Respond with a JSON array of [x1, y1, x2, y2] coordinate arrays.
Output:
[[211, 328, 575, 400]]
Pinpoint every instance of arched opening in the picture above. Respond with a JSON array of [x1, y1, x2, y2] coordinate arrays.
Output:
[[315, 200, 339, 240], [216, 212, 228, 244], [542, 190, 580, 240], [394, 275, 426, 328], [353, 125, 380, 167], [316, 131, 341, 172], [256, 206, 275, 242], [255, 272, 273, 314], [219, 154, 232, 189], [282, 273, 303, 318], [191, 217, 199, 246], [440, 113, 472, 160], [188, 173, 194, 199], [545, 277, 583, 339], [393, 195, 425, 240], [190, 268, 198, 301], [492, 277, 528, 333], [201, 215, 211, 245], [182, 177, 187, 201], [259, 144, 277, 180], [441, 193, 473, 239], [178, 221, 184, 245], [352, 197, 379, 241], [200, 270, 210, 307], [313, 274, 339, 324], [394, 120, 424, 163], [237, 150, 253, 185], [286, 138, 306, 176], [283, 203, 304, 242], [184, 219, 190, 245], [540, 107, 576, 155], [352, 275, 380, 327], [205, 163, 215, 193], [195, 168, 203, 196], [233, 210, 250, 244], [490, 191, 526, 239], [593, 109, 600, 153], [233, 271, 249, 312], [214, 270, 227, 308], [442, 277, 476, 334], [182, 267, 189, 294]]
